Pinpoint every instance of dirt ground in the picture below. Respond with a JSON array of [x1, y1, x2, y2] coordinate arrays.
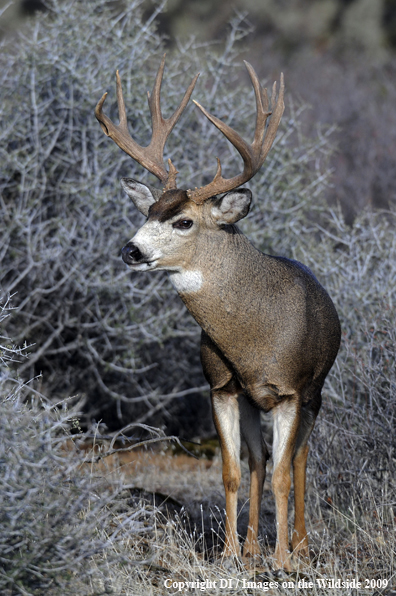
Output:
[[85, 443, 302, 558]]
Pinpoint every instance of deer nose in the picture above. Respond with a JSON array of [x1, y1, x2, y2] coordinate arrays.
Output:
[[121, 242, 143, 264]]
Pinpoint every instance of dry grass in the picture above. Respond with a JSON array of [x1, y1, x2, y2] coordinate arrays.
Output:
[[78, 438, 395, 595]]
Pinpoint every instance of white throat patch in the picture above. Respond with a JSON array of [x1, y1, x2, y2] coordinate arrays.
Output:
[[169, 270, 204, 294]]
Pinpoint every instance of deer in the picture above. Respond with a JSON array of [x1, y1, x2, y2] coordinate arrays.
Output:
[[95, 56, 341, 571]]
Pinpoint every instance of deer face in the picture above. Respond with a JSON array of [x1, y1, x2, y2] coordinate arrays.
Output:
[[120, 179, 252, 274], [96, 56, 282, 282]]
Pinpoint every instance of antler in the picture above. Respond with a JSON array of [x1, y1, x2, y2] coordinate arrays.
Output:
[[187, 62, 284, 203], [95, 55, 199, 189]]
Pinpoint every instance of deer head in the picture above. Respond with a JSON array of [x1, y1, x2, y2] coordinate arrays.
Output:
[[95, 56, 284, 274]]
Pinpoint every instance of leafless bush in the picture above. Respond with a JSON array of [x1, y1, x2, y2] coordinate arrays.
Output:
[[0, 0, 206, 430], [311, 321, 396, 514], [0, 296, 28, 368], [291, 208, 396, 518], [0, 375, 128, 593], [0, 0, 334, 433], [278, 51, 396, 222], [0, 301, 191, 595]]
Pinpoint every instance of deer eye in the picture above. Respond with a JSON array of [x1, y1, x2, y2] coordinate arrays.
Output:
[[173, 219, 193, 230]]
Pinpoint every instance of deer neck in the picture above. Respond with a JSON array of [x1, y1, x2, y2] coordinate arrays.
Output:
[[168, 225, 260, 339]]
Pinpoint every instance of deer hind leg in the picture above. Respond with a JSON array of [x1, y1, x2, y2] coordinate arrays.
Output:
[[291, 401, 319, 557], [271, 397, 300, 571], [211, 381, 242, 557], [239, 395, 268, 559]]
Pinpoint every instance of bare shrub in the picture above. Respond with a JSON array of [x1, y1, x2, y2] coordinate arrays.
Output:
[[278, 52, 396, 221], [0, 347, 114, 592], [237, 140, 396, 577], [0, 0, 207, 430], [0, 296, 28, 368], [0, 1, 334, 433], [0, 301, 188, 595]]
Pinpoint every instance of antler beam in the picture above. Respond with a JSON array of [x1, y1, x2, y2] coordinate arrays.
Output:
[[187, 62, 284, 203], [95, 55, 199, 187]]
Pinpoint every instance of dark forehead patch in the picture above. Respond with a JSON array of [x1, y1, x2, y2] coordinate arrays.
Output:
[[148, 189, 190, 223]]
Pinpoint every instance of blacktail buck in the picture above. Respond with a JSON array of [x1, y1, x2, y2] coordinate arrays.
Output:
[[95, 56, 341, 570]]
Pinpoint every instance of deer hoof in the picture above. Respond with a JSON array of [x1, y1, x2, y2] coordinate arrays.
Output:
[[242, 540, 262, 559], [291, 533, 309, 559], [273, 548, 293, 572]]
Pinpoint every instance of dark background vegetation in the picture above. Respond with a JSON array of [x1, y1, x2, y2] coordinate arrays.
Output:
[[3, 0, 396, 223], [0, 1, 395, 593], [1, 0, 395, 435]]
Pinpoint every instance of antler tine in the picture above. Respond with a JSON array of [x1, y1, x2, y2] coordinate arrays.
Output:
[[261, 86, 270, 114], [95, 56, 199, 186], [187, 65, 284, 204], [260, 73, 285, 164], [147, 54, 166, 127], [116, 70, 128, 132], [192, 100, 253, 171], [147, 54, 200, 181], [243, 61, 272, 151]]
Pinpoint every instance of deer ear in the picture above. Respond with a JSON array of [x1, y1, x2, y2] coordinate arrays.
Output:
[[120, 178, 161, 216], [211, 189, 252, 224]]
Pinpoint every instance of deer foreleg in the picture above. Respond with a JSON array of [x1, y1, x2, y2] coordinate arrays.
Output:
[[212, 385, 242, 558], [239, 395, 268, 558], [271, 398, 300, 571]]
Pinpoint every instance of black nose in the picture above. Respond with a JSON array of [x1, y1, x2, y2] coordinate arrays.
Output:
[[121, 242, 143, 264]]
